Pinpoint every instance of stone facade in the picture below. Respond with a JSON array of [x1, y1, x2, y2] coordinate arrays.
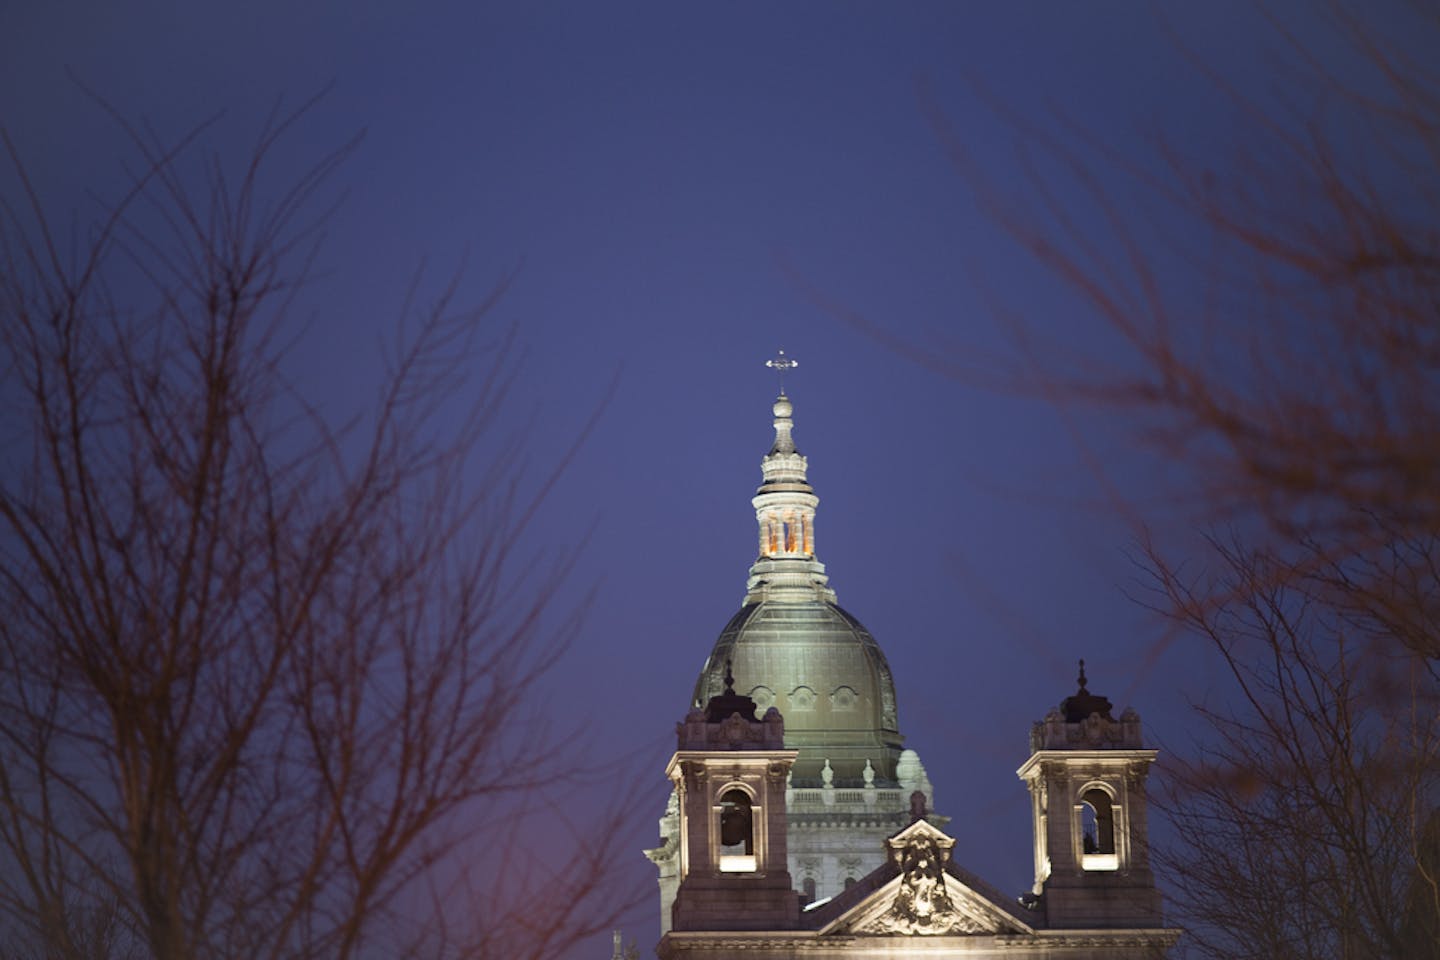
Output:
[[645, 387, 1178, 958], [653, 675, 1177, 959]]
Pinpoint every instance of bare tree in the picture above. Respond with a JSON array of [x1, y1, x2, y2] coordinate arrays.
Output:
[[922, 6, 1440, 607], [850, 5, 1440, 957], [1146, 534, 1438, 960], [0, 102, 630, 960]]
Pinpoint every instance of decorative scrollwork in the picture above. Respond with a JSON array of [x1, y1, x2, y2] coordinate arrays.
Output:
[[860, 836, 991, 935]]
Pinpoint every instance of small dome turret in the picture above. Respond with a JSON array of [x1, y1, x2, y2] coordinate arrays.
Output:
[[1061, 659, 1114, 723]]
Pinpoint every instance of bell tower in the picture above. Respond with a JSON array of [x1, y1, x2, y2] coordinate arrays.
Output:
[[1015, 662, 1164, 928], [666, 663, 800, 932]]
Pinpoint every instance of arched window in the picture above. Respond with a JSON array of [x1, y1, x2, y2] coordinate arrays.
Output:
[[802, 877, 817, 903], [718, 788, 755, 872], [1080, 786, 1118, 871]]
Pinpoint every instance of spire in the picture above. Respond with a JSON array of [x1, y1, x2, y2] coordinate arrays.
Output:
[[744, 356, 836, 604], [769, 394, 798, 455], [703, 658, 761, 722], [1061, 658, 1115, 722]]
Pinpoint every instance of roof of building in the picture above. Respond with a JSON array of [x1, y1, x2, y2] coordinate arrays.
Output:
[[690, 391, 905, 785]]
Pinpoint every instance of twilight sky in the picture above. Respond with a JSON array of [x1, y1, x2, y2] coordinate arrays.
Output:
[[0, 2, 1398, 956]]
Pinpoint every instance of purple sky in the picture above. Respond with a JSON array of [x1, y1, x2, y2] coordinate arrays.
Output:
[[0, 3, 1396, 956]]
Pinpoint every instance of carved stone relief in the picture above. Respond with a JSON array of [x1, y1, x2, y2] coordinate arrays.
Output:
[[858, 836, 994, 936]]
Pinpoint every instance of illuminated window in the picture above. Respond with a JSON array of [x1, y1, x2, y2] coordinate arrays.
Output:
[[718, 789, 755, 872], [1080, 787, 1118, 871]]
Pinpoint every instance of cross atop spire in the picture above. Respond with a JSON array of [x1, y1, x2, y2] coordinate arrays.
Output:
[[765, 348, 798, 393]]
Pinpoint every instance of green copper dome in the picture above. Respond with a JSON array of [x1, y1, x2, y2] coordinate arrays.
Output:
[[693, 599, 903, 785], [691, 390, 906, 787]]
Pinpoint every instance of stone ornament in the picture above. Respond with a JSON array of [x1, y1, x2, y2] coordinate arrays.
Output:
[[839, 820, 1014, 937], [720, 712, 752, 745], [862, 836, 984, 935]]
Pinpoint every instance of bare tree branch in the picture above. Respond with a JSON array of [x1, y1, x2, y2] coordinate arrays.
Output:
[[0, 102, 637, 960]]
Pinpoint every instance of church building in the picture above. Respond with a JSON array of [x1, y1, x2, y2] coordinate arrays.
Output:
[[644, 377, 1179, 958]]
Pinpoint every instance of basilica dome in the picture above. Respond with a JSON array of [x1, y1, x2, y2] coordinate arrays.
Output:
[[693, 600, 902, 786], [690, 391, 906, 787]]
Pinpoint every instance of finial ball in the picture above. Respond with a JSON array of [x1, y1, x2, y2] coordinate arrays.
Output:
[[773, 396, 793, 419]]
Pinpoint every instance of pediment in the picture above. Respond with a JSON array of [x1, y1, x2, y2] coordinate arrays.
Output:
[[824, 872, 1030, 936], [818, 820, 1033, 937]]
